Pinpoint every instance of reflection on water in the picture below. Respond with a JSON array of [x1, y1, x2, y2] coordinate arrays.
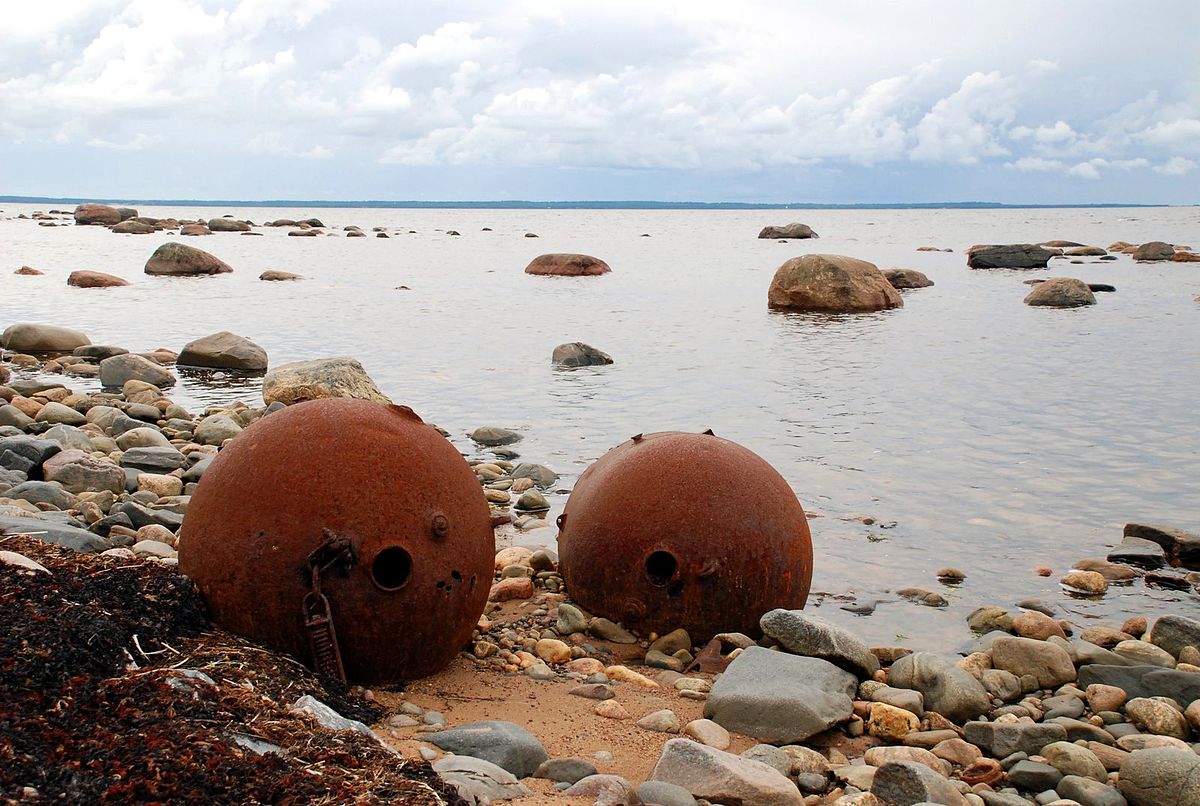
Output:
[[3, 203, 1198, 649]]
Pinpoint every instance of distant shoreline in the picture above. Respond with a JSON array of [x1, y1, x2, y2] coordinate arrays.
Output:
[[0, 195, 1179, 210]]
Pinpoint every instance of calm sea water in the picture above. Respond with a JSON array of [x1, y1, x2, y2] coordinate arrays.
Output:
[[3, 203, 1199, 649]]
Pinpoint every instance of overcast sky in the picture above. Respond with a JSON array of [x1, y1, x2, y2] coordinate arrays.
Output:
[[1, 0, 1197, 203]]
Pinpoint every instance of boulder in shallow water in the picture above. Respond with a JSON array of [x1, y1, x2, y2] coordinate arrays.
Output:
[[178, 331, 267, 371], [552, 342, 613, 367], [111, 219, 155, 234], [1134, 241, 1175, 261], [758, 223, 818, 239], [259, 270, 302, 281], [525, 253, 611, 276], [261, 357, 390, 405], [207, 217, 251, 232], [179, 223, 211, 236], [67, 271, 129, 288], [73, 203, 121, 226], [144, 242, 232, 276], [99, 354, 175, 389], [883, 268, 934, 289], [1, 323, 91, 352], [1023, 277, 1096, 307], [767, 254, 902, 313], [967, 244, 1055, 269]]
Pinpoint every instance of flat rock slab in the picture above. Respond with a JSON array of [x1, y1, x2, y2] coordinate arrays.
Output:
[[651, 737, 803, 805], [428, 720, 548, 778], [703, 645, 855, 743], [964, 720, 1068, 757], [759, 608, 880, 677], [433, 755, 532, 803], [0, 516, 107, 553], [1078, 664, 1200, 707]]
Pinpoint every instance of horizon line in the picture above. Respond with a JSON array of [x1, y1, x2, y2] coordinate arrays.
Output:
[[0, 194, 1186, 211]]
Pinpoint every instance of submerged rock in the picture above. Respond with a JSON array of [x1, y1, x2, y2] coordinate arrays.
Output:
[[883, 268, 934, 289], [524, 254, 612, 276], [67, 271, 129, 288], [1024, 277, 1097, 307], [552, 342, 614, 367], [758, 223, 818, 239], [967, 244, 1055, 269]]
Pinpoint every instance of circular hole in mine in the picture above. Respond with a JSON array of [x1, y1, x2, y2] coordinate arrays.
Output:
[[372, 546, 413, 591], [645, 550, 678, 588]]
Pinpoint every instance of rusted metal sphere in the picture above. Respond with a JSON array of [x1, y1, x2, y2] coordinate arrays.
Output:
[[178, 399, 493, 684], [558, 431, 812, 641]]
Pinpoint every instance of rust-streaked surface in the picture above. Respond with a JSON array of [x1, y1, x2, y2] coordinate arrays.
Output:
[[558, 431, 812, 641], [178, 398, 493, 684]]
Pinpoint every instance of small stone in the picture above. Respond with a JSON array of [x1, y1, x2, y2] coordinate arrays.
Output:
[[1061, 570, 1108, 594], [535, 638, 571, 664], [594, 700, 630, 720], [867, 702, 921, 741], [682, 719, 730, 749], [637, 709, 681, 733], [489, 576, 534, 602]]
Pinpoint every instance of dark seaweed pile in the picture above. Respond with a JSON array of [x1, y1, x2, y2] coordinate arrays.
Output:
[[0, 536, 463, 805]]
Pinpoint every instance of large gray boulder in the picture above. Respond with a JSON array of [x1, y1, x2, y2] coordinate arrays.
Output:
[[1, 323, 91, 352], [889, 652, 991, 722], [1133, 242, 1175, 261], [144, 242, 233, 276], [5, 480, 79, 510], [428, 721, 548, 778], [767, 254, 903, 313], [758, 223, 818, 239], [651, 738, 803, 805], [1149, 614, 1200, 658], [703, 645, 855, 743], [261, 357, 391, 406], [871, 760, 966, 805], [99, 354, 175, 389], [759, 608, 880, 678], [1078, 664, 1200, 707], [41, 449, 125, 494], [967, 244, 1055, 269], [178, 331, 268, 371], [990, 636, 1076, 687], [1024, 277, 1097, 307], [1119, 748, 1200, 805]]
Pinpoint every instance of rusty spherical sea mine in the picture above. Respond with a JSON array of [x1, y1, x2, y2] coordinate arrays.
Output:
[[557, 431, 813, 641], [178, 399, 493, 684]]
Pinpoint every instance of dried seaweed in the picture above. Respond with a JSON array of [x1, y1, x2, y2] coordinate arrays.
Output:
[[0, 537, 464, 805]]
